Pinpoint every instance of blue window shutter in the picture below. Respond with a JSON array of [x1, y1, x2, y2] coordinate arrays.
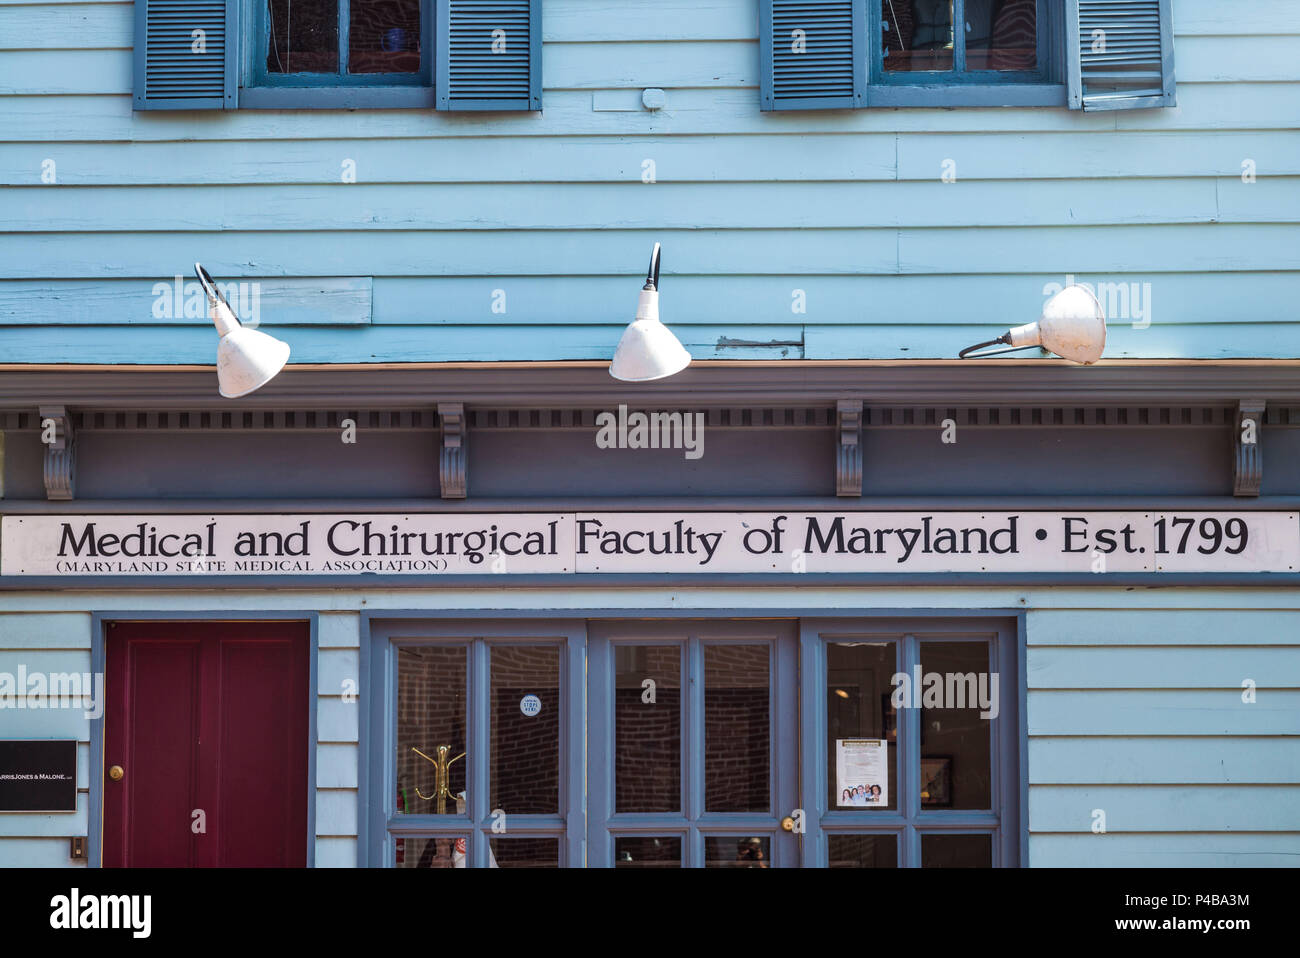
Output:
[[1066, 0, 1175, 110], [437, 0, 541, 111], [133, 0, 236, 110], [760, 0, 865, 111]]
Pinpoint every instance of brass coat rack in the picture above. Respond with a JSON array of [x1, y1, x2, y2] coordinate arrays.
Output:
[[411, 745, 465, 815]]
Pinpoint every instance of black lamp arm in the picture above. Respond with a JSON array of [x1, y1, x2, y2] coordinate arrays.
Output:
[[958, 335, 1044, 359], [644, 243, 661, 291], [194, 263, 233, 312]]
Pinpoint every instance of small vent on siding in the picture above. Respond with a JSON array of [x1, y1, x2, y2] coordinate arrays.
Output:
[[771, 0, 856, 102], [142, 0, 228, 102], [446, 1, 532, 102], [1077, 0, 1165, 106]]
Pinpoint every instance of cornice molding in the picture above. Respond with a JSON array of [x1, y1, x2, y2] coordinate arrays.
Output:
[[1, 364, 1300, 409]]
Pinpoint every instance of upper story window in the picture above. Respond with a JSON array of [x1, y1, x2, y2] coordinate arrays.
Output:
[[260, 0, 430, 88], [761, 0, 1176, 112], [879, 0, 1046, 77], [133, 0, 541, 112], [873, 0, 1055, 104]]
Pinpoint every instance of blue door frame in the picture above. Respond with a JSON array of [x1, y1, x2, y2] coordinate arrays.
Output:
[[364, 619, 587, 867], [363, 611, 1024, 867], [799, 618, 1022, 867]]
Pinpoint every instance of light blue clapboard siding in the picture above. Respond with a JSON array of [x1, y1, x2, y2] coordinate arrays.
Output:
[[0, 613, 93, 865], [0, 279, 372, 326], [0, 839, 89, 867], [1028, 738, 1300, 784], [11, 272, 1294, 329], [1026, 606, 1300, 866], [0, 0, 1297, 361], [1031, 833, 1300, 868], [314, 613, 359, 861], [9, 83, 1295, 141], [16, 320, 1300, 362], [4, 133, 1296, 184], [10, 179, 1262, 229]]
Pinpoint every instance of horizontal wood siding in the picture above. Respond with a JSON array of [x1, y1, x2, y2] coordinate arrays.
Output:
[[0, 0, 1296, 362], [1026, 607, 1300, 867], [0, 613, 91, 866], [314, 613, 360, 867]]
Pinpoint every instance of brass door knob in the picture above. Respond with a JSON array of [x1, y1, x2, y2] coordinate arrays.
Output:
[[780, 816, 795, 832], [108, 765, 124, 782]]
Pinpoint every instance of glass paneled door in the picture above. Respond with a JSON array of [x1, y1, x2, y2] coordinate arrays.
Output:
[[367, 619, 586, 868], [587, 621, 801, 868], [368, 615, 1020, 867]]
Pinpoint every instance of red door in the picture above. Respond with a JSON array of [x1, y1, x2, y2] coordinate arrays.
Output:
[[103, 621, 309, 867]]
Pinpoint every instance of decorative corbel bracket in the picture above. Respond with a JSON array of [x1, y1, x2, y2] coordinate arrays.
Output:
[[1234, 399, 1265, 497], [836, 399, 863, 497], [38, 404, 75, 500], [438, 402, 467, 499]]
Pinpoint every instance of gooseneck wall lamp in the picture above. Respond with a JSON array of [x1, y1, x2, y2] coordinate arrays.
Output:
[[959, 284, 1108, 364], [195, 263, 291, 398], [609, 242, 692, 381]]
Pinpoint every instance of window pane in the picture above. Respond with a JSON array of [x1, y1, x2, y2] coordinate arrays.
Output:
[[395, 836, 466, 868], [828, 641, 897, 811], [882, 1, 955, 72], [921, 833, 992, 867], [397, 646, 467, 816], [490, 645, 561, 815], [615, 836, 682, 868], [966, 0, 1036, 71], [705, 836, 770, 868], [349, 0, 422, 74], [266, 0, 339, 74], [704, 644, 769, 812], [615, 646, 681, 812], [828, 834, 898, 868], [490, 837, 559, 868], [919, 641, 993, 810]]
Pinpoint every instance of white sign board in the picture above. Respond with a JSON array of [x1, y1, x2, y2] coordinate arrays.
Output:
[[1, 512, 1296, 577]]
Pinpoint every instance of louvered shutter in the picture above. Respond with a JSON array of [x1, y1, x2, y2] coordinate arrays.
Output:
[[133, 0, 237, 110], [437, 0, 541, 111], [760, 0, 865, 111], [1066, 0, 1175, 110]]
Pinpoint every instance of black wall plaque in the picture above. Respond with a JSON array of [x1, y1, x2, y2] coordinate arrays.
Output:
[[0, 740, 78, 811]]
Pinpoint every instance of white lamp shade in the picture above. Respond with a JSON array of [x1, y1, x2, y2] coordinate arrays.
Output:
[[609, 288, 692, 382], [197, 262, 291, 397], [1007, 284, 1107, 364], [216, 325, 291, 398]]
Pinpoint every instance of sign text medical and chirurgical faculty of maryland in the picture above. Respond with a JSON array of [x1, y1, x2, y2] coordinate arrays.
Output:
[[2, 513, 1297, 575]]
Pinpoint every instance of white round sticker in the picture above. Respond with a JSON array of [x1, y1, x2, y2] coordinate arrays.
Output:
[[520, 694, 542, 717]]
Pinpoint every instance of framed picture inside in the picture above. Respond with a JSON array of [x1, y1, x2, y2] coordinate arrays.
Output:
[[920, 755, 953, 808]]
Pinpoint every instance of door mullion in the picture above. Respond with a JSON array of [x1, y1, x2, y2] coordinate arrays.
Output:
[[798, 624, 825, 867], [469, 638, 489, 867], [773, 631, 798, 866], [685, 635, 704, 866], [901, 633, 921, 866], [565, 625, 587, 868]]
